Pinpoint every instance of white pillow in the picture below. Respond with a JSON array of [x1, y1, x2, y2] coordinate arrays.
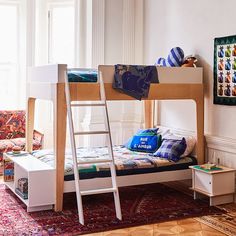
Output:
[[164, 133, 196, 157], [157, 127, 171, 138]]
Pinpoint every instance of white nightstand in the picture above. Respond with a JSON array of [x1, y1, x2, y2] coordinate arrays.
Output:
[[190, 165, 235, 206], [3, 152, 55, 212]]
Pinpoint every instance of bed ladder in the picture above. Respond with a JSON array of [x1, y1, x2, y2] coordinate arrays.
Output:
[[64, 71, 122, 225]]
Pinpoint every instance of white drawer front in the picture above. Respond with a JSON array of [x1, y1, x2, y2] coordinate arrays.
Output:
[[194, 171, 212, 194], [212, 172, 235, 195]]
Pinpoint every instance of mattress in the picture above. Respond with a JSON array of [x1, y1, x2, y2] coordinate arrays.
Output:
[[32, 146, 197, 181], [67, 69, 98, 82]]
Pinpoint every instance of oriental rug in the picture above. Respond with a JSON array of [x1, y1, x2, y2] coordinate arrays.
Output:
[[0, 183, 224, 236], [196, 203, 236, 236]]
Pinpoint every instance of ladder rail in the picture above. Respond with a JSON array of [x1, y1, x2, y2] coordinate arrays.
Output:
[[99, 71, 122, 220], [64, 72, 85, 225]]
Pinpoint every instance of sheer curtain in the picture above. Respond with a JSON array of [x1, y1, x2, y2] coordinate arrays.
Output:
[[0, 1, 26, 110]]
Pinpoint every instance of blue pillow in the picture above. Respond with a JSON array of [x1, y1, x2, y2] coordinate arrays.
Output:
[[125, 128, 162, 153], [152, 138, 187, 162]]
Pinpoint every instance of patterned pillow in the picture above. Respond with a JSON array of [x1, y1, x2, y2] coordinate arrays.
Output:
[[152, 138, 187, 162], [164, 134, 196, 157], [125, 128, 162, 153], [0, 110, 25, 139]]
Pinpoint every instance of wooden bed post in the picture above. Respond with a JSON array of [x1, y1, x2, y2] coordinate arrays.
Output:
[[195, 85, 205, 165], [26, 97, 36, 152], [54, 83, 67, 211], [144, 100, 154, 128]]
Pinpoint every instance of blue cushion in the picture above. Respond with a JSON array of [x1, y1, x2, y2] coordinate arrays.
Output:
[[152, 138, 187, 162], [125, 128, 162, 153]]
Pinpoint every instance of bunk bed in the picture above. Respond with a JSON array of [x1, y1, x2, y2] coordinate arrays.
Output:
[[26, 64, 204, 212]]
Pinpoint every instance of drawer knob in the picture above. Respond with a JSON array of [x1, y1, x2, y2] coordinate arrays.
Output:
[[209, 181, 211, 184]]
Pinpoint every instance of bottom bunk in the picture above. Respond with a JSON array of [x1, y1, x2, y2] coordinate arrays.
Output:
[[31, 145, 197, 193]]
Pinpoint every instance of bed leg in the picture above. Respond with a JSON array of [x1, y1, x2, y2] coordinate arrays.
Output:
[[54, 84, 67, 211], [26, 97, 36, 152], [144, 100, 154, 128], [195, 89, 204, 165]]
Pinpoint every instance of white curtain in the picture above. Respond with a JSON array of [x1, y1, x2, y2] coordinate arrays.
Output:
[[0, 0, 27, 110]]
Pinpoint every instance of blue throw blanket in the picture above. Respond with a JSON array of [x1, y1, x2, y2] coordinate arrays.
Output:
[[67, 69, 98, 82], [113, 65, 158, 100]]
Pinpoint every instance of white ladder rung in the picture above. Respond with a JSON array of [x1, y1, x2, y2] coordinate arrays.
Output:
[[74, 131, 109, 135], [81, 188, 117, 196], [71, 102, 105, 107], [78, 159, 112, 165]]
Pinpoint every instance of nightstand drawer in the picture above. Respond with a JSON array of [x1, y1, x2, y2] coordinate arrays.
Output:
[[194, 171, 212, 194]]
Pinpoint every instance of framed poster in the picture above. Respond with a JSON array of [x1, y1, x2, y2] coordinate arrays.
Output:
[[214, 35, 236, 105]]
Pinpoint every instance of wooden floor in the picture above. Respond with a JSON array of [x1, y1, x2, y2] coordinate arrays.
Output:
[[84, 218, 226, 236]]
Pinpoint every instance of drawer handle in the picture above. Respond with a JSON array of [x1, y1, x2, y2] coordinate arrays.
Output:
[[209, 181, 211, 185]]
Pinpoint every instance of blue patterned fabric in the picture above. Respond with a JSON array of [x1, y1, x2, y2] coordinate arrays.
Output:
[[151, 138, 187, 162], [67, 69, 98, 82], [126, 128, 162, 153], [113, 65, 158, 100]]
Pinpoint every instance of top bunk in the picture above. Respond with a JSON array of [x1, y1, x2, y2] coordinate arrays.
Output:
[[27, 64, 203, 101]]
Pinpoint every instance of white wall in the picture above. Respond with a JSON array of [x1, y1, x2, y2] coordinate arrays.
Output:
[[144, 0, 236, 139], [144, 0, 236, 167]]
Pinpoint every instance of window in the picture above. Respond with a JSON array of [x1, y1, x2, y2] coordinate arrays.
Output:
[[48, 2, 75, 67], [0, 3, 22, 109]]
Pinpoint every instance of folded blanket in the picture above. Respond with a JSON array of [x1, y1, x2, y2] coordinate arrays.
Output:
[[113, 65, 158, 100], [67, 69, 98, 82]]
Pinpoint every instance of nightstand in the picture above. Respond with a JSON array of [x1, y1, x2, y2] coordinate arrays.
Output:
[[190, 165, 235, 206]]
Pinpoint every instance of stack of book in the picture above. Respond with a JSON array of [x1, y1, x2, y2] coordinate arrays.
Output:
[[3, 159, 14, 182], [15, 178, 28, 199]]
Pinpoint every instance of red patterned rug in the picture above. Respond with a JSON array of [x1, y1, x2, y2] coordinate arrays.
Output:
[[0, 183, 224, 235]]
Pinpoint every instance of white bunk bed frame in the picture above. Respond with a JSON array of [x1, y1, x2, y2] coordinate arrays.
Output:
[[26, 64, 204, 212]]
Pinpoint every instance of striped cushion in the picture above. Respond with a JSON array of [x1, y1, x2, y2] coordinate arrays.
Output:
[[156, 58, 166, 66], [167, 47, 184, 66], [155, 47, 184, 67]]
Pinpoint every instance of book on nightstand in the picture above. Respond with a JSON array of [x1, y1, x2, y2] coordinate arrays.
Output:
[[193, 164, 223, 172]]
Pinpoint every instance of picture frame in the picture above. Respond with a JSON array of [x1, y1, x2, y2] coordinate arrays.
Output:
[[214, 35, 236, 105]]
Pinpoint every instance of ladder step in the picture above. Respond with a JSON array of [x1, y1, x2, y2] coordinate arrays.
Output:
[[81, 188, 117, 196], [78, 159, 112, 165], [74, 131, 109, 135], [71, 102, 105, 107]]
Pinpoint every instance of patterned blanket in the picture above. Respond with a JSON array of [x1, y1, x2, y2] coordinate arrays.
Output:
[[32, 146, 194, 177]]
